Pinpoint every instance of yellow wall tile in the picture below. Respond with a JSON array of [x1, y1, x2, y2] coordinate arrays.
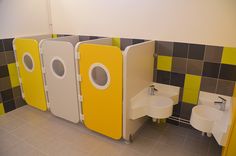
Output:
[[52, 34, 58, 38], [182, 89, 199, 105], [8, 63, 20, 87], [0, 103, 5, 115], [184, 74, 201, 90], [112, 38, 120, 48], [157, 55, 172, 71], [221, 47, 236, 65]]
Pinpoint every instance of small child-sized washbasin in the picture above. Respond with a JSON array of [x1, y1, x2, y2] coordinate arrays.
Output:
[[129, 83, 180, 121], [190, 105, 223, 133], [190, 91, 232, 146]]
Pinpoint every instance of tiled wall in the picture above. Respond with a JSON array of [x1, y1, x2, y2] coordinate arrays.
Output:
[[154, 41, 236, 126], [0, 38, 25, 116]]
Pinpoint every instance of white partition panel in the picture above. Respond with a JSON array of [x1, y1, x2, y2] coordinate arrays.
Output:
[[123, 41, 155, 141]]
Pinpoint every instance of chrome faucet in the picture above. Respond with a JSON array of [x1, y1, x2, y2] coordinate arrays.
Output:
[[214, 96, 226, 111], [148, 85, 158, 95]]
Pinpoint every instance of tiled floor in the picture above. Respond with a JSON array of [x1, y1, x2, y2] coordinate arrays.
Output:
[[0, 106, 221, 156]]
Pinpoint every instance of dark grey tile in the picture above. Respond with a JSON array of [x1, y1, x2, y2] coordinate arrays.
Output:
[[173, 102, 182, 117], [219, 64, 236, 81], [5, 51, 15, 64], [173, 42, 189, 58], [120, 38, 133, 51], [14, 97, 26, 108], [0, 65, 9, 78], [0, 52, 6, 66], [170, 72, 185, 87], [171, 57, 187, 74], [188, 44, 205, 60], [1, 89, 13, 102], [180, 102, 194, 120], [204, 46, 223, 63], [187, 59, 203, 75], [3, 99, 15, 112], [156, 70, 171, 84], [78, 35, 91, 41], [12, 86, 22, 98], [0, 93, 2, 103], [132, 39, 145, 44], [157, 41, 173, 56], [200, 77, 217, 93], [216, 79, 235, 96], [154, 41, 158, 54], [0, 77, 11, 91], [202, 62, 220, 78], [3, 38, 14, 51], [0, 40, 4, 52]]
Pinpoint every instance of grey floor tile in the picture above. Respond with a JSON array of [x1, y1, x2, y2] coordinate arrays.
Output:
[[0, 133, 22, 154], [126, 135, 157, 155], [0, 106, 222, 156], [2, 141, 47, 156]]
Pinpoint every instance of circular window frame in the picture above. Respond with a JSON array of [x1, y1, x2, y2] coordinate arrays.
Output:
[[50, 56, 66, 79], [89, 63, 111, 90], [22, 52, 34, 72]]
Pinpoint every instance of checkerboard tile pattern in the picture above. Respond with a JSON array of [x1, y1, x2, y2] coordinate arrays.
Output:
[[154, 41, 236, 126], [0, 38, 26, 115]]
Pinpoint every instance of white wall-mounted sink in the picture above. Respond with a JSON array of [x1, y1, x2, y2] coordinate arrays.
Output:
[[191, 105, 223, 133], [190, 91, 232, 146], [130, 83, 180, 120]]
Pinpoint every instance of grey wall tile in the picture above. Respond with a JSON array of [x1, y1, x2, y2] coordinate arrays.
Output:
[[0, 40, 4, 52], [0, 77, 11, 91], [157, 41, 173, 56], [14, 97, 26, 108], [0, 52, 7, 66], [172, 57, 187, 74], [188, 44, 205, 60], [200, 77, 217, 93], [12, 86, 22, 98], [180, 102, 194, 120], [204, 46, 223, 63], [120, 38, 133, 51], [187, 59, 203, 75], [3, 38, 14, 51], [173, 42, 189, 58], [216, 79, 235, 96], [5, 51, 15, 64]]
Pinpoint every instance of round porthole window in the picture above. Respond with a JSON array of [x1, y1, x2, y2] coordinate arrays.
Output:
[[51, 57, 66, 79], [89, 63, 110, 90], [22, 53, 34, 72]]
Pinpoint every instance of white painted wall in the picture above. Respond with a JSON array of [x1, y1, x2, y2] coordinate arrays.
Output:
[[0, 0, 51, 39], [50, 0, 236, 47]]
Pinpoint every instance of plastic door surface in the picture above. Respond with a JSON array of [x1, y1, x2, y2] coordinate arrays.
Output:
[[79, 44, 122, 139], [14, 39, 47, 111], [41, 41, 80, 123]]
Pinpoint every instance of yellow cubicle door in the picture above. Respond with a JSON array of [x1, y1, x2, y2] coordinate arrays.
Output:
[[14, 39, 47, 111], [79, 44, 122, 139]]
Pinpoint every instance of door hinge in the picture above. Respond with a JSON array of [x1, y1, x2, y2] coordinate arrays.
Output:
[[77, 74, 82, 82], [75, 52, 80, 60], [79, 95, 83, 102], [80, 114, 84, 121]]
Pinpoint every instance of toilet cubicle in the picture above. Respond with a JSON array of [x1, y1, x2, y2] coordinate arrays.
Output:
[[39, 36, 103, 123], [13, 35, 52, 111], [76, 38, 155, 141]]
